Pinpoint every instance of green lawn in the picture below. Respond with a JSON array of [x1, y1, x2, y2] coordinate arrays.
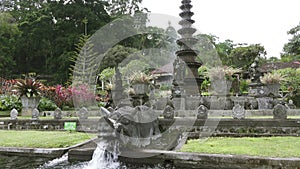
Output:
[[0, 116, 102, 120], [0, 111, 10, 116], [181, 137, 300, 158], [0, 130, 96, 148]]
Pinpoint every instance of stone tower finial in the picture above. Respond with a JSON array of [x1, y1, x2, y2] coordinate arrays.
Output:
[[172, 0, 203, 97]]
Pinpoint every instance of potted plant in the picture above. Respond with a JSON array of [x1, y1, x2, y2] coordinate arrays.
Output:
[[130, 72, 152, 95], [260, 72, 285, 96], [14, 78, 42, 116], [206, 66, 241, 95]]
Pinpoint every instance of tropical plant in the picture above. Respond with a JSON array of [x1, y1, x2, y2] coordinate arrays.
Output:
[[14, 79, 42, 97], [130, 72, 152, 85], [206, 66, 241, 81], [260, 72, 285, 84], [126, 87, 135, 95]]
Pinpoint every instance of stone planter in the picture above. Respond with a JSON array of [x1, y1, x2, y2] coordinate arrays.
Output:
[[211, 79, 232, 96], [266, 83, 280, 97], [21, 96, 40, 116], [132, 83, 149, 95]]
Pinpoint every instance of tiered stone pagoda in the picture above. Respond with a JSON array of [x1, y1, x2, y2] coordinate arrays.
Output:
[[173, 0, 203, 97]]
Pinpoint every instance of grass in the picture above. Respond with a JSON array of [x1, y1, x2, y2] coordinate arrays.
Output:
[[180, 137, 300, 158], [208, 116, 300, 119], [0, 116, 102, 120], [0, 130, 97, 148], [0, 111, 10, 116]]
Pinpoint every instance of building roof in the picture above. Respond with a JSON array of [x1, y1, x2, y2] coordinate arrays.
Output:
[[151, 63, 173, 75], [260, 60, 300, 72]]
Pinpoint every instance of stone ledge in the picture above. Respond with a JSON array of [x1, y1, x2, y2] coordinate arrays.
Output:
[[68, 147, 300, 169], [0, 138, 96, 159], [158, 151, 300, 168]]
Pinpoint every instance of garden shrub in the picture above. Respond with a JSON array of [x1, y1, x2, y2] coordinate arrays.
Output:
[[38, 97, 58, 111], [41, 84, 97, 110], [274, 68, 300, 107], [0, 95, 22, 111]]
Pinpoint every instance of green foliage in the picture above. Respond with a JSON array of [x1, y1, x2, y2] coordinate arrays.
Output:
[[282, 22, 300, 61], [0, 95, 22, 112], [266, 68, 300, 107], [0, 12, 19, 77], [101, 45, 139, 70], [106, 0, 147, 16], [121, 59, 150, 78], [181, 137, 300, 158], [37, 97, 57, 111], [159, 84, 171, 91], [215, 39, 236, 65], [274, 68, 300, 94], [228, 44, 267, 70], [69, 34, 99, 85], [8, 0, 111, 84], [98, 67, 115, 83], [195, 34, 222, 67], [198, 65, 208, 77], [200, 79, 210, 93], [239, 79, 250, 94]]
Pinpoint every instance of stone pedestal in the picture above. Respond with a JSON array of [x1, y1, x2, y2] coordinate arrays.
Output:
[[173, 97, 185, 111], [77, 107, 88, 119], [210, 96, 232, 110], [185, 96, 200, 110]]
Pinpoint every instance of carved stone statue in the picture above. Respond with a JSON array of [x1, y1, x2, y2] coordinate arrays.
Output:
[[196, 105, 208, 119], [163, 105, 175, 119], [54, 107, 62, 120], [173, 58, 185, 83], [77, 107, 88, 119], [10, 108, 18, 120], [232, 104, 245, 119], [32, 108, 39, 120], [101, 105, 160, 147]]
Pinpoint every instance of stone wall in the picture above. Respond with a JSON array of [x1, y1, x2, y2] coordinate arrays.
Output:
[[1, 118, 300, 136]]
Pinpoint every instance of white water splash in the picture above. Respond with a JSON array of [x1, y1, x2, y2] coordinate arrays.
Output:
[[84, 141, 120, 169], [37, 153, 70, 169]]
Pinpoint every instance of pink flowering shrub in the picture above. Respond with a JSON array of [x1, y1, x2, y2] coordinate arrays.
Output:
[[71, 84, 96, 108], [41, 84, 96, 109]]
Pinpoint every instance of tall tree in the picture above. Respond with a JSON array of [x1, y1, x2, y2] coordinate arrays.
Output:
[[0, 12, 20, 77], [281, 22, 300, 62], [70, 34, 99, 85], [9, 0, 111, 84], [106, 0, 147, 16], [228, 44, 266, 70]]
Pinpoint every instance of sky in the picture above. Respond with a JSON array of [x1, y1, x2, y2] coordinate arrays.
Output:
[[142, 0, 300, 58]]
